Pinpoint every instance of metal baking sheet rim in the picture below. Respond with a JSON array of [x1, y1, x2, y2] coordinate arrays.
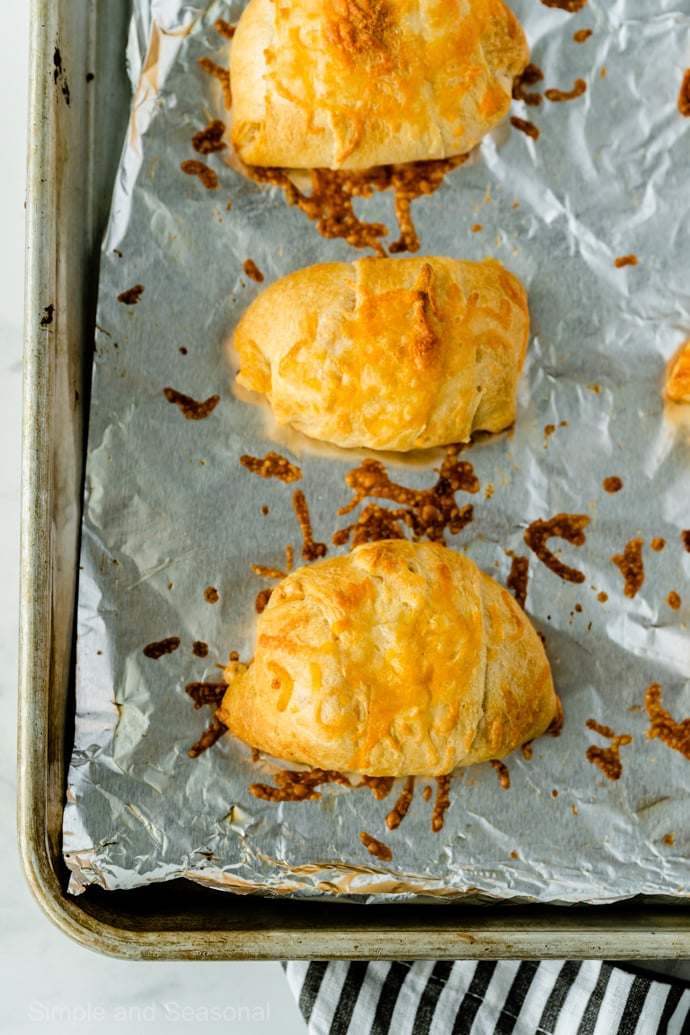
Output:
[[17, 0, 690, 960]]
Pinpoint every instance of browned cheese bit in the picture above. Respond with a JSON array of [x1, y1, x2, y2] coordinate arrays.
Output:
[[185, 681, 228, 758], [490, 759, 511, 789], [293, 490, 328, 561], [358, 776, 396, 800], [192, 119, 227, 155], [335, 447, 478, 547], [360, 831, 393, 861], [385, 776, 415, 830], [117, 284, 144, 305], [164, 387, 220, 420], [507, 555, 529, 610], [240, 451, 302, 483], [189, 717, 228, 758], [611, 538, 644, 599], [585, 718, 632, 781], [431, 775, 451, 833], [614, 255, 638, 269], [214, 18, 236, 40], [186, 681, 227, 709], [524, 513, 589, 584], [510, 117, 540, 140], [545, 79, 587, 103], [243, 258, 264, 283], [245, 157, 466, 256], [255, 588, 273, 614], [250, 768, 351, 801], [512, 63, 544, 107], [646, 683, 690, 759], [198, 57, 232, 109], [541, 0, 588, 10], [180, 160, 219, 189], [548, 699, 565, 738], [143, 636, 180, 659], [678, 69, 690, 117]]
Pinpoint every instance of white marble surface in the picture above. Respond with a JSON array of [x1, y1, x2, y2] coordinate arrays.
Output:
[[1, 7, 306, 1032]]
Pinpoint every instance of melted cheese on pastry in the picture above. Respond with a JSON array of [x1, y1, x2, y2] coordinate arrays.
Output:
[[218, 540, 559, 776], [233, 256, 529, 452], [230, 0, 530, 169]]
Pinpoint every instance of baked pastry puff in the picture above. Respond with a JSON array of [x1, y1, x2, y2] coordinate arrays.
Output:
[[233, 256, 529, 452], [230, 0, 530, 169], [218, 540, 559, 776]]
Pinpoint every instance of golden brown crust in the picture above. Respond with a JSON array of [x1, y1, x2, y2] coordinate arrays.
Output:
[[233, 256, 529, 451], [218, 541, 558, 776], [230, 0, 530, 169]]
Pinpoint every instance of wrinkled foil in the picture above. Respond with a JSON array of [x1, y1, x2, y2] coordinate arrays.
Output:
[[64, 0, 690, 902]]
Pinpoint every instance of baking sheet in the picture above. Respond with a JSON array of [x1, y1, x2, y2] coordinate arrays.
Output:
[[64, 0, 690, 902]]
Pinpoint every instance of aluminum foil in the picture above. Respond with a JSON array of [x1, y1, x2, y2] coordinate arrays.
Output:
[[64, 0, 690, 902]]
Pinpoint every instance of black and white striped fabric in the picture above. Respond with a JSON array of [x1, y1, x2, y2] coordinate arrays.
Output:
[[284, 960, 690, 1034]]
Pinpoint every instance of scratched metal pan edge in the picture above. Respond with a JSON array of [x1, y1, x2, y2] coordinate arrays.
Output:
[[17, 0, 690, 960]]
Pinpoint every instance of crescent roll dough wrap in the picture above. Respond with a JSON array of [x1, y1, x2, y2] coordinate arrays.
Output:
[[233, 256, 529, 451], [230, 0, 530, 169], [218, 541, 559, 776]]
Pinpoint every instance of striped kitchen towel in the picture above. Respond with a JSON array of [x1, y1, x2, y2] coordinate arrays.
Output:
[[284, 959, 690, 1034]]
